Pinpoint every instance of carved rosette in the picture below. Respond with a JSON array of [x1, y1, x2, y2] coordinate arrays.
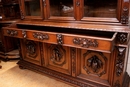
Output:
[[26, 40, 37, 58], [73, 38, 98, 48], [83, 51, 107, 77], [116, 47, 126, 76], [117, 33, 127, 44], [50, 45, 66, 66]]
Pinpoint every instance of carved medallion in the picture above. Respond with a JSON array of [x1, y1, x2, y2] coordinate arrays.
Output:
[[83, 51, 107, 77], [26, 41, 37, 58], [50, 45, 66, 66], [73, 38, 98, 48]]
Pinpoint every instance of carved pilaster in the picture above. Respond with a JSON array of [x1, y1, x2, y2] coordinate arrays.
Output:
[[116, 47, 126, 76], [121, 1, 129, 24], [71, 48, 76, 76]]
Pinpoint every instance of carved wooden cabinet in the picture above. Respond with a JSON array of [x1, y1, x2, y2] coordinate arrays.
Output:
[[0, 0, 20, 60], [2, 0, 130, 87]]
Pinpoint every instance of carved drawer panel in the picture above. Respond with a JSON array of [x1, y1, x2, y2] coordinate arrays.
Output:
[[20, 39, 41, 65], [63, 32, 117, 53], [77, 49, 112, 86], [43, 43, 71, 75], [3, 28, 23, 38], [25, 30, 57, 43]]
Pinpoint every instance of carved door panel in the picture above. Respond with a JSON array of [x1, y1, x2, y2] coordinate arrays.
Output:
[[78, 49, 112, 86], [43, 43, 71, 75], [21, 39, 41, 65]]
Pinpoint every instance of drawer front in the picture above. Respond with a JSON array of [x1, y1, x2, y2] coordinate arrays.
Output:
[[3, 28, 23, 38], [3, 28, 116, 52], [63, 35, 114, 52]]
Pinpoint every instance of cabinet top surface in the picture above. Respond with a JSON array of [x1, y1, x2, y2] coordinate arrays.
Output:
[[15, 20, 130, 33]]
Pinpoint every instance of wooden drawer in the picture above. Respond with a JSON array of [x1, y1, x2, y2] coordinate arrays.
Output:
[[3, 28, 117, 52], [3, 28, 23, 38], [25, 30, 117, 52]]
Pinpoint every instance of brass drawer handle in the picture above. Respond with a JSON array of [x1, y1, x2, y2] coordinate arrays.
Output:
[[73, 38, 98, 48], [33, 32, 49, 40], [7, 30, 18, 36]]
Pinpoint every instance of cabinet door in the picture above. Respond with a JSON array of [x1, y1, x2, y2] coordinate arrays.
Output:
[[44, 0, 74, 20], [43, 43, 71, 75], [82, 0, 129, 24], [20, 39, 41, 65], [21, 0, 43, 19], [77, 49, 114, 86]]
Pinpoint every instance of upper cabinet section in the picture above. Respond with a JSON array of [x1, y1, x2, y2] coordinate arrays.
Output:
[[19, 0, 130, 24], [49, 0, 74, 17], [24, 0, 41, 16], [84, 0, 117, 18]]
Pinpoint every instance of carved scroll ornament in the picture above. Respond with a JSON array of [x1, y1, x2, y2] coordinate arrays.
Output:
[[73, 38, 98, 48]]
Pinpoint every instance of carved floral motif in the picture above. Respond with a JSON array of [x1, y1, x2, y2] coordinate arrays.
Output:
[[7, 30, 18, 36], [33, 32, 49, 40], [73, 38, 98, 48]]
